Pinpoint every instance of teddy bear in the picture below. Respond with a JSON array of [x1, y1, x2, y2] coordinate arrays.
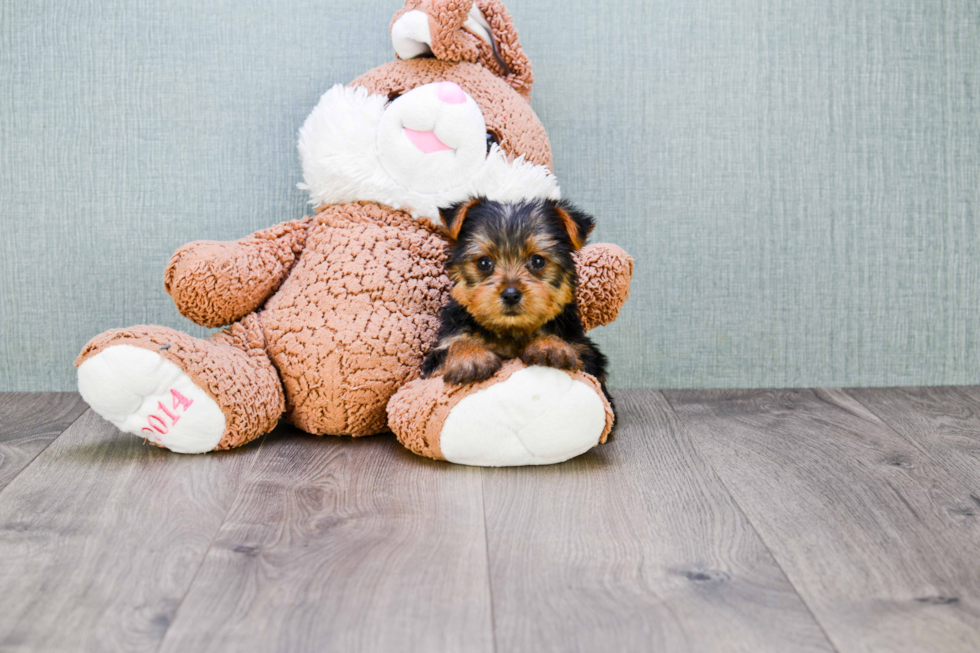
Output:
[[75, 0, 633, 466]]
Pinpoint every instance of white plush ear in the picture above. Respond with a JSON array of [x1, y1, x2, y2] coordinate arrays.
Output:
[[391, 5, 493, 60], [462, 4, 493, 47], [391, 10, 433, 59]]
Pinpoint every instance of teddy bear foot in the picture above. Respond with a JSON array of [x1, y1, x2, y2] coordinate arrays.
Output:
[[441, 366, 609, 466], [388, 360, 614, 466], [77, 345, 226, 454]]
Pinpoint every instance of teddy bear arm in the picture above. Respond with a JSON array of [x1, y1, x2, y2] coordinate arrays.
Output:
[[575, 243, 634, 332], [164, 217, 312, 328]]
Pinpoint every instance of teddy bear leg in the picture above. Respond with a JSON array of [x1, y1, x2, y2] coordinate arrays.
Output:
[[76, 314, 285, 453], [388, 360, 614, 466]]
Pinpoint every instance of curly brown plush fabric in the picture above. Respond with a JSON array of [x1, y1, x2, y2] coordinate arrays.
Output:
[[165, 218, 312, 329], [575, 244, 634, 332], [260, 203, 450, 437], [387, 359, 615, 461], [475, 0, 534, 98]]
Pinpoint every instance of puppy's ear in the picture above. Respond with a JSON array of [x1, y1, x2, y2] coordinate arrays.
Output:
[[549, 200, 595, 251], [440, 197, 483, 241]]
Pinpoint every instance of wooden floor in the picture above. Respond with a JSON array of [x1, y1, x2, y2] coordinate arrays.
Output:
[[0, 389, 979, 652]]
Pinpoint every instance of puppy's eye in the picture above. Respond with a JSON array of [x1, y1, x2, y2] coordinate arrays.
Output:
[[528, 255, 546, 270], [476, 256, 494, 273], [485, 131, 499, 154]]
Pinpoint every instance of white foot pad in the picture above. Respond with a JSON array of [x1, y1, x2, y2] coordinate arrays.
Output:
[[439, 366, 607, 467], [77, 345, 225, 454]]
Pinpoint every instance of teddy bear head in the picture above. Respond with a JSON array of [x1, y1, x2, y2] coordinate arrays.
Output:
[[298, 0, 559, 225]]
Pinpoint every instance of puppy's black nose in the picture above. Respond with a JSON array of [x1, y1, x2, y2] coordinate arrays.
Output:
[[500, 286, 523, 306]]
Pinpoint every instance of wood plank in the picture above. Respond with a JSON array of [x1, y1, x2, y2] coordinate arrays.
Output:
[[158, 430, 493, 653], [0, 410, 264, 653], [847, 386, 980, 495], [481, 390, 835, 653], [0, 392, 87, 491], [665, 388, 980, 653]]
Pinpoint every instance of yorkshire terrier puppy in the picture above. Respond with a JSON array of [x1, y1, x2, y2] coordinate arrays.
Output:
[[422, 197, 612, 407]]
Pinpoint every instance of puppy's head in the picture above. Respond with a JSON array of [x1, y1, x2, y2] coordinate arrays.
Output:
[[440, 197, 595, 334]]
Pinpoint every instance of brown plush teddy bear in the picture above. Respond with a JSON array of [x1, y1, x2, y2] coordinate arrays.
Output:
[[76, 0, 632, 466]]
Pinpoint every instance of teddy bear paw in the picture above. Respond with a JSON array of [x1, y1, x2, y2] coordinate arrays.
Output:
[[439, 366, 608, 466], [77, 345, 225, 453]]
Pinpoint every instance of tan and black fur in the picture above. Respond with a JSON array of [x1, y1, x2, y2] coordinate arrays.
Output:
[[423, 197, 613, 407]]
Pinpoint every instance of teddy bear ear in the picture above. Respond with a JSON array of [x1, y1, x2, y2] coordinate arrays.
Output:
[[390, 0, 534, 99]]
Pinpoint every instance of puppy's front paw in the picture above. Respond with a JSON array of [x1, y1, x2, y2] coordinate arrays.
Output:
[[521, 336, 582, 371], [443, 349, 502, 385]]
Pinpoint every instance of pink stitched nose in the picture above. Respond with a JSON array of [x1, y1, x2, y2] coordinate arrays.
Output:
[[436, 81, 467, 104]]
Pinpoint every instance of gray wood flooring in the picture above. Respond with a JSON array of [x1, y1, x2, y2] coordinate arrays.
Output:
[[0, 388, 977, 653]]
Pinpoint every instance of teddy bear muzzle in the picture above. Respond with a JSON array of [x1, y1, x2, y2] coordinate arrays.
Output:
[[377, 81, 489, 195]]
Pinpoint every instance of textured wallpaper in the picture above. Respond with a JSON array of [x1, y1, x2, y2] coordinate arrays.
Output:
[[1, 0, 978, 391]]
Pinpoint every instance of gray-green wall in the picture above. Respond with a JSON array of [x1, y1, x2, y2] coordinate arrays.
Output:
[[2, 0, 979, 391]]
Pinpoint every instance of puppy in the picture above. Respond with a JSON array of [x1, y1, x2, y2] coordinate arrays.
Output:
[[422, 197, 613, 407]]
